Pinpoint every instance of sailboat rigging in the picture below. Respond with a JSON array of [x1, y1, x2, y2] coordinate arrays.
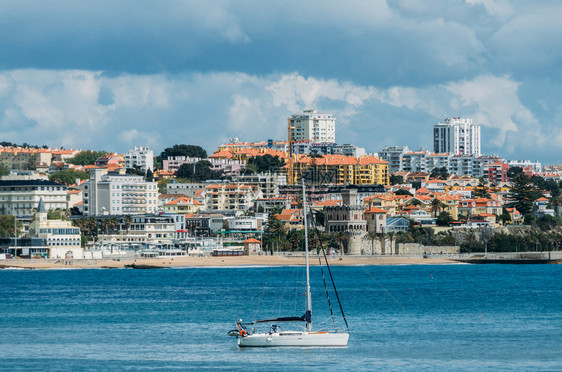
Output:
[[228, 181, 349, 347]]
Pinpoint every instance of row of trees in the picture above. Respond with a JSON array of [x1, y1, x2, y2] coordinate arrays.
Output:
[[72, 216, 133, 246]]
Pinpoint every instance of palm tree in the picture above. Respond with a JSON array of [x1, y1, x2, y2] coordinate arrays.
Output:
[[411, 198, 422, 207], [430, 198, 446, 218], [385, 231, 395, 255], [364, 231, 378, 255], [333, 231, 348, 255]]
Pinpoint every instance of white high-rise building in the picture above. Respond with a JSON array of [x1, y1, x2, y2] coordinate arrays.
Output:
[[289, 109, 336, 143], [83, 169, 158, 216], [124, 146, 154, 173], [433, 118, 481, 156]]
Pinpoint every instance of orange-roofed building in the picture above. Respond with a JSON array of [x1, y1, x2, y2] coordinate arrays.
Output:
[[163, 197, 203, 215], [243, 238, 262, 255], [274, 208, 303, 230], [505, 207, 523, 224], [416, 187, 431, 195], [365, 206, 387, 234], [458, 197, 502, 218], [290, 154, 388, 185]]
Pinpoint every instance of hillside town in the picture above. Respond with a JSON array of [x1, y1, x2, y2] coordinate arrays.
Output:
[[1, 110, 561, 262]]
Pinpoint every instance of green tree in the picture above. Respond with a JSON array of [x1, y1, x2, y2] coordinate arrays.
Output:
[[153, 157, 163, 170], [389, 175, 404, 185], [159, 144, 207, 161], [333, 231, 348, 254], [49, 170, 90, 185], [47, 209, 69, 220], [364, 231, 379, 255], [0, 215, 23, 237], [430, 167, 449, 180], [66, 150, 108, 166], [507, 166, 523, 179], [395, 188, 412, 196], [246, 155, 285, 173], [126, 166, 145, 176], [412, 181, 422, 190], [176, 160, 224, 181], [146, 169, 154, 182], [509, 174, 538, 215], [499, 208, 512, 225], [0, 164, 10, 177], [436, 211, 452, 226], [25, 158, 37, 171], [411, 198, 422, 207], [72, 217, 99, 237], [474, 178, 491, 198], [158, 178, 171, 194], [429, 198, 445, 218]]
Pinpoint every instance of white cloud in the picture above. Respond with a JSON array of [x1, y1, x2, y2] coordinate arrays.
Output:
[[0, 68, 556, 162], [464, 0, 514, 18]]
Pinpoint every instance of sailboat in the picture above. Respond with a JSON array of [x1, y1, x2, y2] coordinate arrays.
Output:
[[228, 181, 349, 347]]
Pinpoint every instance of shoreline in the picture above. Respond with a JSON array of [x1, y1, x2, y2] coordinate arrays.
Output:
[[0, 255, 460, 270]]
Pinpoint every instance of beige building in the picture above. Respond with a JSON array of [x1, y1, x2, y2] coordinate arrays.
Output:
[[205, 184, 261, 211], [0, 147, 79, 169]]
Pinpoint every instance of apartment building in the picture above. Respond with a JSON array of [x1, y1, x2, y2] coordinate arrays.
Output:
[[83, 169, 158, 216], [0, 180, 68, 219], [433, 117, 481, 156], [291, 155, 389, 185], [379, 146, 410, 174], [289, 109, 336, 143], [124, 146, 154, 173], [205, 184, 261, 211]]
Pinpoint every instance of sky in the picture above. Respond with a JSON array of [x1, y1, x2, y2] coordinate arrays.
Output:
[[1, 0, 562, 163]]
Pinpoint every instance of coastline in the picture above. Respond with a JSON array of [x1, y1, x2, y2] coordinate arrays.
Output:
[[0, 255, 459, 269]]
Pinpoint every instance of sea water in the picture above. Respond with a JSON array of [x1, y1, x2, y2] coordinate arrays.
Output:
[[0, 264, 561, 371]]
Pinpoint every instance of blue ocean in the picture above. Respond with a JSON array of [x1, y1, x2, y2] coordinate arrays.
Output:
[[0, 264, 561, 371]]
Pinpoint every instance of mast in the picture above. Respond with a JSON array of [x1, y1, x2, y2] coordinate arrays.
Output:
[[302, 180, 312, 331]]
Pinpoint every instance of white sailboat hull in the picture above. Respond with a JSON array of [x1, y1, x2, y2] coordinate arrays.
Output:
[[238, 331, 349, 347]]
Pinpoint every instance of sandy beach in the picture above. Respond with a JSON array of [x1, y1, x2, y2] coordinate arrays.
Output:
[[0, 255, 459, 269]]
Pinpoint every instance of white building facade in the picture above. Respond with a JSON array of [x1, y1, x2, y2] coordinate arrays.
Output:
[[0, 180, 68, 219], [289, 109, 336, 143], [28, 200, 83, 259], [124, 146, 154, 173], [433, 118, 481, 156], [83, 169, 158, 216]]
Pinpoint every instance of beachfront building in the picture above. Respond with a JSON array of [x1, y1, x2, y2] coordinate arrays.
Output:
[[28, 199, 83, 259], [83, 168, 158, 216], [124, 146, 154, 173], [0, 180, 68, 219], [289, 109, 336, 143]]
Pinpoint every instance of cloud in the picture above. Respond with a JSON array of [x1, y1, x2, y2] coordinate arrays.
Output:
[[0, 68, 558, 163]]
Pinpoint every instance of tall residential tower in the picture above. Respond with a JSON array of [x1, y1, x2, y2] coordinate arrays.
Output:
[[289, 109, 336, 143], [433, 118, 481, 156]]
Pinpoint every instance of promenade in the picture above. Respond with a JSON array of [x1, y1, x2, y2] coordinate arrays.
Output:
[[0, 254, 459, 269]]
